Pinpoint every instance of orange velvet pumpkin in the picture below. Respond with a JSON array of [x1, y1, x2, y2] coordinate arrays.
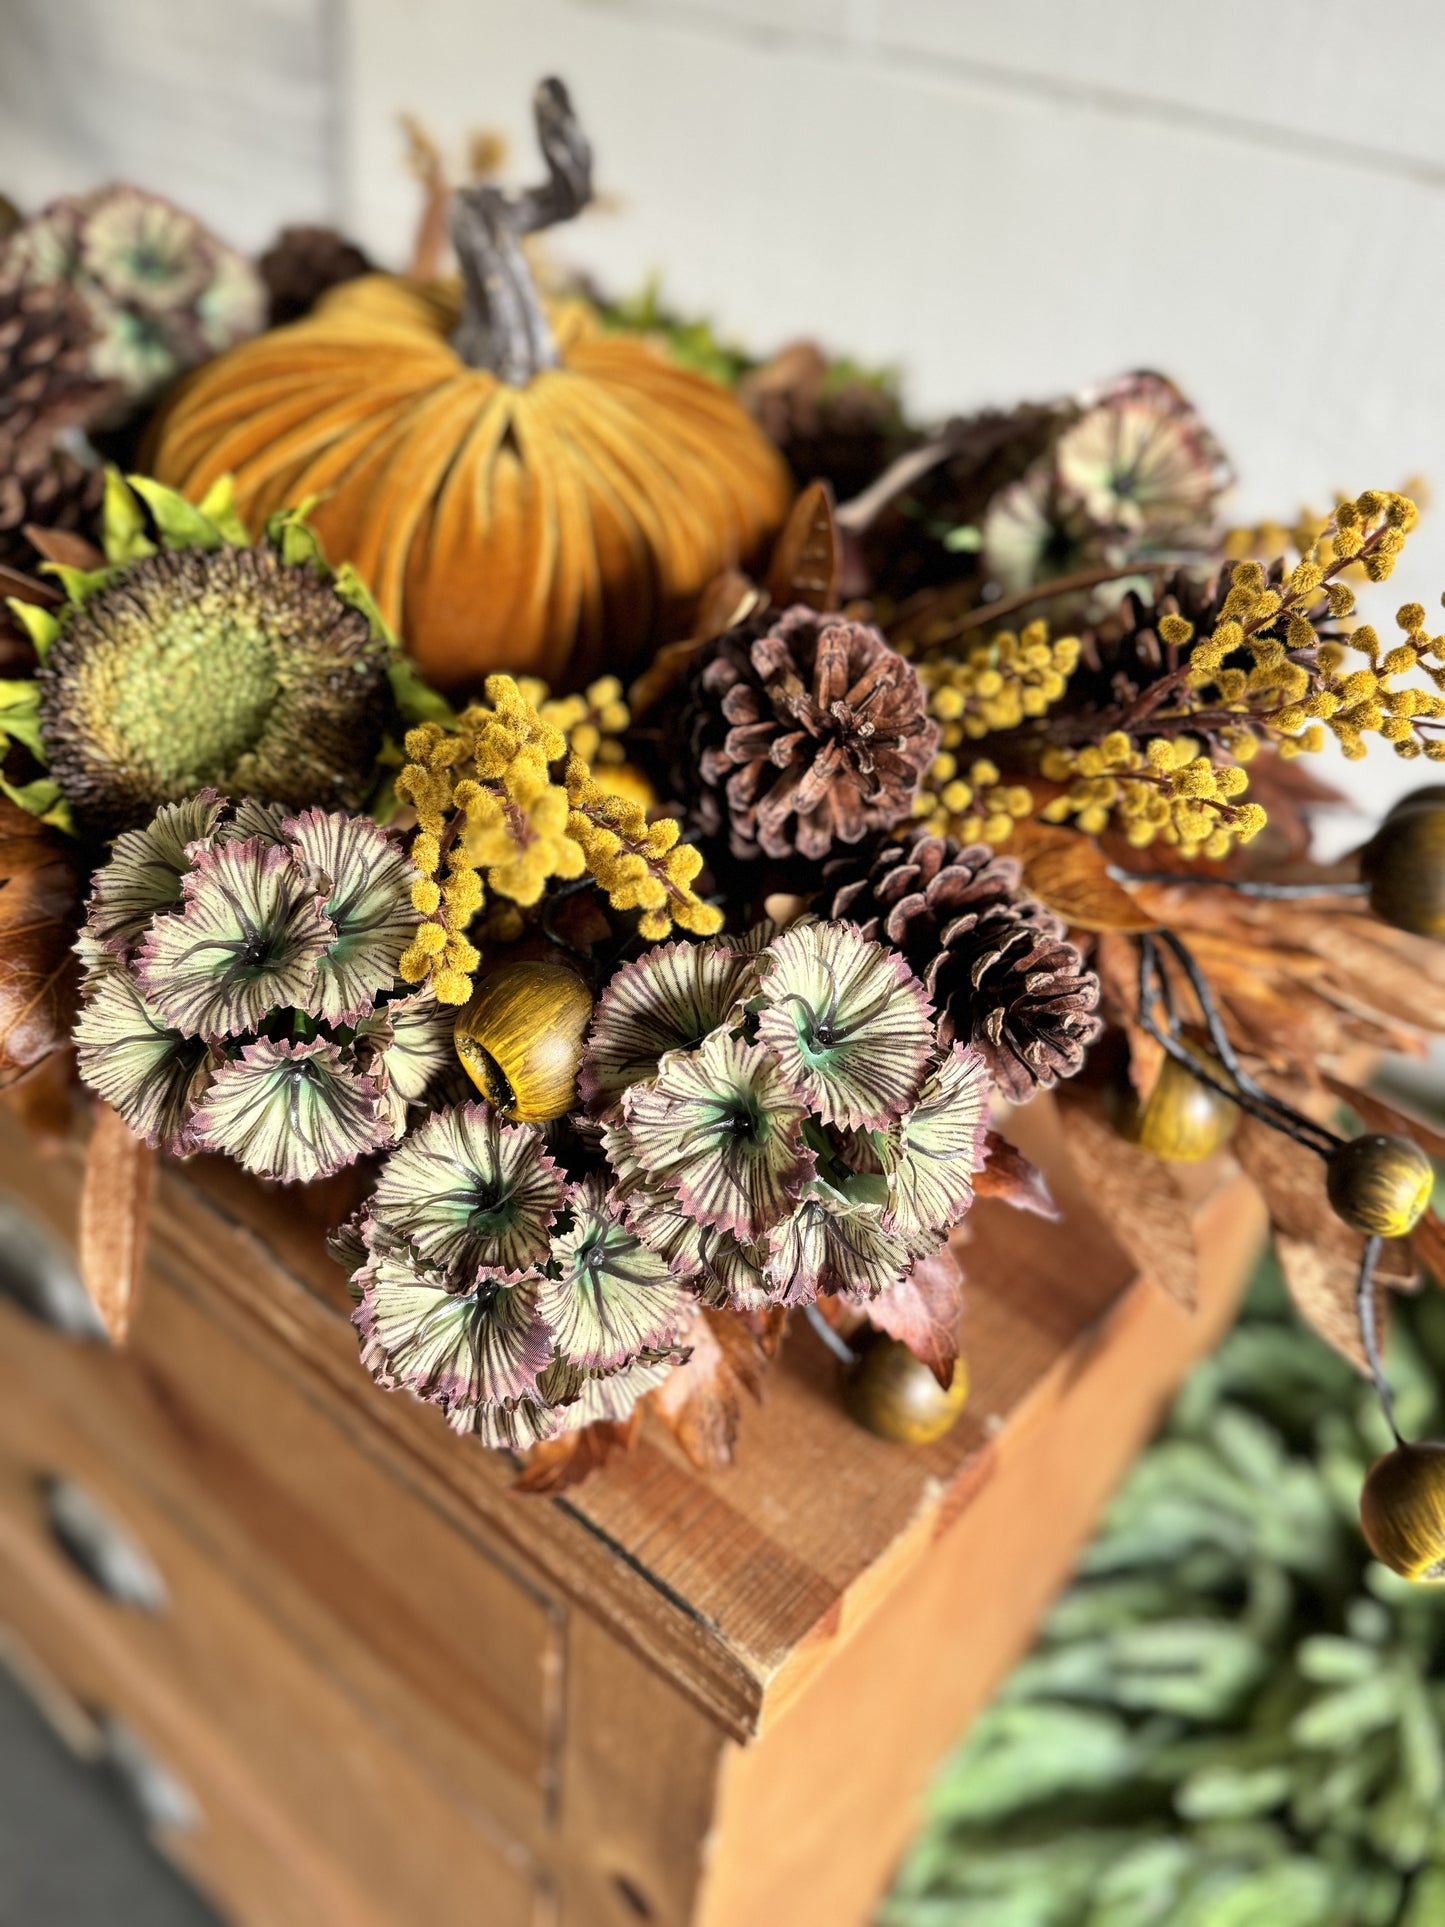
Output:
[[146, 270, 791, 692]]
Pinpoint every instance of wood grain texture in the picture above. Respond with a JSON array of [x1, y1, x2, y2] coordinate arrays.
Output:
[[77, 1100, 154, 1344]]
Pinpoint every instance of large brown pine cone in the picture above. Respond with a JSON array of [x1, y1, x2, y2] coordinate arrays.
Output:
[[679, 605, 938, 863], [737, 340, 911, 505], [0, 273, 114, 449], [1070, 563, 1230, 717], [259, 224, 373, 327], [0, 434, 105, 571], [826, 829, 1103, 1102]]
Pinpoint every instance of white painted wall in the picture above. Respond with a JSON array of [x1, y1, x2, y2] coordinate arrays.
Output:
[[5, 0, 1445, 849]]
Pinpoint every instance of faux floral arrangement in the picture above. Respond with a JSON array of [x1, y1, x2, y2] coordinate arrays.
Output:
[[5, 77, 1445, 1557]]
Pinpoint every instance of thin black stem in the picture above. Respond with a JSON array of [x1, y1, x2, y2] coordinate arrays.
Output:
[[1135, 936, 1341, 1157], [1108, 867, 1369, 901], [1356, 1237, 1401, 1443], [804, 1302, 858, 1367]]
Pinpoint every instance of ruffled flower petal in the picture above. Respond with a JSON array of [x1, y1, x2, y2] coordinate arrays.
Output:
[[755, 920, 934, 1129], [367, 1102, 566, 1284], [284, 807, 421, 1023], [578, 936, 759, 1111], [542, 1175, 693, 1371], [136, 835, 332, 1039], [72, 966, 213, 1154], [881, 1042, 991, 1239], [766, 1183, 918, 1304], [85, 790, 225, 960], [353, 1255, 554, 1420], [620, 1027, 814, 1240], [190, 1035, 387, 1183]]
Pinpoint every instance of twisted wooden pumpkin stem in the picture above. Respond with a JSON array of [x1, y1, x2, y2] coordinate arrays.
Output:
[[449, 75, 593, 385]]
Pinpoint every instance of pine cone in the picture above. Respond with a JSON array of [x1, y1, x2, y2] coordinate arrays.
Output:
[[259, 224, 372, 327], [0, 434, 104, 570], [826, 829, 1103, 1102], [0, 273, 114, 449], [1071, 563, 1230, 716], [738, 340, 910, 505], [679, 606, 938, 863]]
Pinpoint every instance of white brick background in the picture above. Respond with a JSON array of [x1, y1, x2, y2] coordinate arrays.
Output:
[[5, 0, 1445, 853]]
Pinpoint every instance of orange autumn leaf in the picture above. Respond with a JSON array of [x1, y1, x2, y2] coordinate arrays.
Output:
[[0, 797, 84, 1092], [1013, 825, 1159, 934], [1057, 1091, 1199, 1309], [649, 1308, 768, 1471], [866, 1244, 964, 1389]]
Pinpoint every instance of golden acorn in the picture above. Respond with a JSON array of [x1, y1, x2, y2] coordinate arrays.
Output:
[[1362, 793, 1445, 938], [453, 961, 593, 1122], [844, 1337, 969, 1445], [1360, 1440, 1445, 1580], [1325, 1132, 1433, 1239], [1109, 1047, 1238, 1164]]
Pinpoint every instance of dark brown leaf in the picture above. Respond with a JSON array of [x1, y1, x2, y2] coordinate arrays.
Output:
[[866, 1244, 964, 1388], [766, 480, 838, 612], [975, 1130, 1060, 1220], [78, 1102, 155, 1345], [23, 525, 105, 570], [514, 1411, 641, 1495], [0, 797, 84, 1091], [1013, 824, 1159, 934], [648, 1308, 768, 1471], [1058, 1091, 1198, 1308], [1273, 1234, 1368, 1375]]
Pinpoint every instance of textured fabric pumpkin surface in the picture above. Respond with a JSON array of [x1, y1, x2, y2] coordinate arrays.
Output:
[[146, 275, 792, 692]]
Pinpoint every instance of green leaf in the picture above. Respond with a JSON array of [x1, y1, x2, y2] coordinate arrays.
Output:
[[101, 469, 156, 564], [384, 652, 455, 727], [0, 771, 71, 831], [4, 598, 61, 659], [0, 678, 47, 760], [127, 474, 225, 552], [195, 474, 252, 546], [40, 562, 116, 606]]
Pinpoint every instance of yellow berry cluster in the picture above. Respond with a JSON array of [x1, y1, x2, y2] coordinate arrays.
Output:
[[912, 755, 1035, 845], [1163, 493, 1438, 763], [519, 673, 631, 766], [394, 675, 717, 1003], [1039, 733, 1267, 859], [919, 621, 1081, 740]]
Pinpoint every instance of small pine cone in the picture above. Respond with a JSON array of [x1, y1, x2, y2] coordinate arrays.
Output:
[[1072, 563, 1230, 716], [0, 430, 105, 571], [259, 224, 372, 326], [679, 606, 939, 863], [826, 828, 1103, 1102], [0, 272, 115, 448], [738, 340, 909, 504]]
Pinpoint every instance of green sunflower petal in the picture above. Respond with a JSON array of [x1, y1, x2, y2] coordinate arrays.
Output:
[[368, 1103, 566, 1284], [578, 935, 759, 1111], [86, 790, 225, 958], [190, 1035, 388, 1183], [135, 835, 332, 1039], [542, 1175, 692, 1371], [881, 1042, 991, 1239], [283, 807, 420, 1023], [620, 1027, 814, 1240], [755, 921, 934, 1129], [127, 474, 227, 552], [72, 968, 213, 1154]]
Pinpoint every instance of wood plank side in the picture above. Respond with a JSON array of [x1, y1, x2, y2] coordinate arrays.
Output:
[[0, 1355, 544, 1927], [693, 1173, 1268, 1927]]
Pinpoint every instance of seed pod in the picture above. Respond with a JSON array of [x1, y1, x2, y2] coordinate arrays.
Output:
[[454, 961, 593, 1122], [844, 1337, 969, 1445], [1109, 1049, 1238, 1164], [1360, 1440, 1445, 1580], [1362, 795, 1445, 938], [1325, 1133, 1433, 1238]]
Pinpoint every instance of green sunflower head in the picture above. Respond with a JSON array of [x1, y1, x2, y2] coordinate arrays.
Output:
[[6, 472, 446, 842]]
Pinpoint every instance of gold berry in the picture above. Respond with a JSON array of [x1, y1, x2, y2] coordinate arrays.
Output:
[[1362, 796, 1445, 938], [453, 961, 593, 1122], [1325, 1132, 1433, 1238], [844, 1338, 969, 1445], [1360, 1440, 1445, 1581], [1109, 1049, 1238, 1165]]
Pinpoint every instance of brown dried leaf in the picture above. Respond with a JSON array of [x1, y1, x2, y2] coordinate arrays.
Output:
[[975, 1130, 1060, 1220], [1092, 929, 1163, 1101], [648, 1308, 768, 1471], [1057, 1092, 1198, 1308], [1322, 1077, 1445, 1164], [514, 1411, 642, 1495], [78, 1102, 155, 1345], [866, 1244, 964, 1388], [23, 525, 105, 570], [766, 479, 838, 612], [0, 798, 84, 1092], [1013, 825, 1159, 934], [1274, 1234, 1368, 1374]]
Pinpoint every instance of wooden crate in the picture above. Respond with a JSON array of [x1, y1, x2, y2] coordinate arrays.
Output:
[[0, 1096, 1264, 1927]]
